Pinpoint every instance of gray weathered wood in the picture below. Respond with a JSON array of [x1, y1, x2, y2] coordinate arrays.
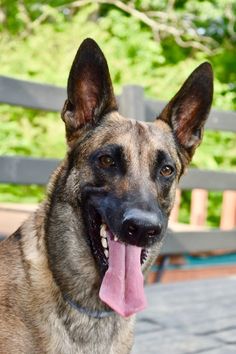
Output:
[[0, 76, 66, 111], [145, 98, 236, 132], [145, 98, 165, 119], [161, 229, 236, 255], [180, 169, 236, 191], [205, 108, 236, 132], [133, 277, 236, 353], [1, 77, 236, 258], [1, 76, 236, 132], [119, 85, 145, 121], [1, 156, 236, 191], [0, 156, 60, 185]]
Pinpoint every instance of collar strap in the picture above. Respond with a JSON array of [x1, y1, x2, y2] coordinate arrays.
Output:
[[63, 294, 115, 319]]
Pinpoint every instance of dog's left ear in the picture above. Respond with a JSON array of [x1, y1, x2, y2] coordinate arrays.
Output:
[[62, 38, 117, 141], [158, 62, 213, 162]]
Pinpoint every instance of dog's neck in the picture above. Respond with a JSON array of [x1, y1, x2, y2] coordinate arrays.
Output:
[[63, 293, 115, 318], [44, 177, 108, 312]]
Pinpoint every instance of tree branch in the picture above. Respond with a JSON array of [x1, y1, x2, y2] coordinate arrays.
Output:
[[67, 0, 217, 54], [225, 2, 236, 41]]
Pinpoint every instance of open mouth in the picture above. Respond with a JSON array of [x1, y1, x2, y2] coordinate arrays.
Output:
[[86, 205, 148, 274], [85, 204, 149, 317]]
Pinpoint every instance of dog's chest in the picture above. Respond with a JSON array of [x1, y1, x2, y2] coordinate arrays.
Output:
[[44, 311, 134, 354]]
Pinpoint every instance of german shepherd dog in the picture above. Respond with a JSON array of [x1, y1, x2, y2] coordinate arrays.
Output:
[[0, 38, 213, 354]]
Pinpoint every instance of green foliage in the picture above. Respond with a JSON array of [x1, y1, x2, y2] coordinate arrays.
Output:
[[0, 105, 65, 158], [193, 131, 236, 170], [0, 184, 45, 203], [207, 192, 223, 227], [178, 191, 191, 225], [0, 1, 235, 224]]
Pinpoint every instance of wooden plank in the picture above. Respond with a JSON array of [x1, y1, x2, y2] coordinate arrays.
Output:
[[145, 98, 165, 120], [119, 85, 145, 121], [169, 189, 181, 223], [220, 191, 236, 229], [134, 278, 236, 352], [1, 77, 235, 133], [0, 156, 60, 185], [0, 207, 32, 237], [190, 189, 208, 226], [0, 75, 122, 113], [205, 108, 236, 132], [161, 229, 236, 255], [1, 156, 236, 190], [0, 76, 66, 111], [180, 169, 236, 191], [145, 98, 236, 132]]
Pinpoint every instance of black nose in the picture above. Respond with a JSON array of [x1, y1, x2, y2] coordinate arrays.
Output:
[[122, 209, 163, 246]]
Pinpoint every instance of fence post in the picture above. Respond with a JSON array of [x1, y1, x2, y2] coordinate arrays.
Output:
[[190, 189, 208, 227], [119, 85, 146, 121], [220, 191, 236, 230]]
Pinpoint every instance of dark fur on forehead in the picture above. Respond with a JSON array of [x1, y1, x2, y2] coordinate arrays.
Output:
[[65, 114, 128, 165]]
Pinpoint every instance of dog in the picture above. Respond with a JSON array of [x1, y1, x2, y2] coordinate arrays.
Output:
[[0, 38, 213, 354]]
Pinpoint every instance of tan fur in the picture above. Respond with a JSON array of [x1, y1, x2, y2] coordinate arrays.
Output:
[[0, 113, 177, 354], [0, 39, 213, 353]]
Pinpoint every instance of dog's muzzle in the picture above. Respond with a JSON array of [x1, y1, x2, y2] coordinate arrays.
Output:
[[122, 208, 163, 246]]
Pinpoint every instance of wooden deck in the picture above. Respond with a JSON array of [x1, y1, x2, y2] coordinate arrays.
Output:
[[133, 276, 236, 354]]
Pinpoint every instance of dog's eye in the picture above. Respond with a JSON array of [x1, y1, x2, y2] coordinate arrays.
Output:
[[160, 165, 174, 177], [99, 155, 115, 168]]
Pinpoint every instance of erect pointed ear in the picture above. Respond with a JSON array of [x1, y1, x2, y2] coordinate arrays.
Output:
[[61, 38, 117, 141], [158, 62, 213, 162]]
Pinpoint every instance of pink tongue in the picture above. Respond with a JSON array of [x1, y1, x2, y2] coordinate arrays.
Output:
[[99, 235, 147, 317]]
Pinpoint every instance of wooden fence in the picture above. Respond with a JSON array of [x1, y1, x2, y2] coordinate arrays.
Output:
[[0, 75, 236, 254]]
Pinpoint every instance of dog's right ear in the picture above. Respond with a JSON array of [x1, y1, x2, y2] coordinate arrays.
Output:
[[62, 38, 117, 141], [158, 62, 213, 163]]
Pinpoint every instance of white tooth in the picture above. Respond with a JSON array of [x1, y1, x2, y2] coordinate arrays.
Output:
[[100, 224, 107, 238], [101, 237, 108, 249], [104, 249, 109, 258], [100, 223, 106, 230], [114, 235, 118, 242]]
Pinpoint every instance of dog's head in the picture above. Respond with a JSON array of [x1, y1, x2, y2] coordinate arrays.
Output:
[[61, 38, 213, 316]]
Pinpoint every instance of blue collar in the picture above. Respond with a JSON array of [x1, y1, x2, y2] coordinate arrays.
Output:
[[63, 294, 115, 319]]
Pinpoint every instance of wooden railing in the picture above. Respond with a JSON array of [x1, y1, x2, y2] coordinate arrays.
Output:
[[0, 76, 236, 254]]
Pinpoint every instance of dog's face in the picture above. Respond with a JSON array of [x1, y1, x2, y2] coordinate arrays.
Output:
[[64, 113, 178, 272], [60, 38, 213, 316]]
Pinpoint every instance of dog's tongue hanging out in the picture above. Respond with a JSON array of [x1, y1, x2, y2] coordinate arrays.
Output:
[[99, 230, 147, 317]]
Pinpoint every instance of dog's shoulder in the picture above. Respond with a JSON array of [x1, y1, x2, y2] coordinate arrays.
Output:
[[0, 229, 23, 285], [0, 230, 35, 352], [0, 220, 53, 353]]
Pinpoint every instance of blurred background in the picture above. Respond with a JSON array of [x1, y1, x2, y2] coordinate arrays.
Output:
[[0, 0, 235, 228]]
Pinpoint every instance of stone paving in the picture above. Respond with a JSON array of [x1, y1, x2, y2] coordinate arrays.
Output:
[[132, 276, 236, 354]]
